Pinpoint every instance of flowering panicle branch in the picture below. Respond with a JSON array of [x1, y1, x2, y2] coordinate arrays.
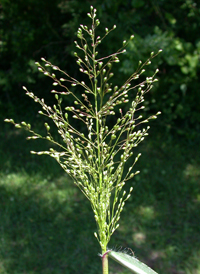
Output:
[[5, 6, 161, 256]]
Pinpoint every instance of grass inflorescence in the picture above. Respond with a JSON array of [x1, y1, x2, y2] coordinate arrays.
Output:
[[4, 6, 163, 274]]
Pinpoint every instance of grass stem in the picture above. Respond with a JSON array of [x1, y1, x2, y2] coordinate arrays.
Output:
[[102, 250, 109, 274]]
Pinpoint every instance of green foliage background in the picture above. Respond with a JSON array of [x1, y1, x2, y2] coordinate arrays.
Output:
[[1, 0, 200, 136], [1, 1, 200, 274]]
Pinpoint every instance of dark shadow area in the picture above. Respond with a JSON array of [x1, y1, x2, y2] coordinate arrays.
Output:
[[1, 125, 62, 177]]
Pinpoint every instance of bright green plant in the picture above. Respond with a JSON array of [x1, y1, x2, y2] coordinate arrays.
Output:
[[5, 6, 161, 274]]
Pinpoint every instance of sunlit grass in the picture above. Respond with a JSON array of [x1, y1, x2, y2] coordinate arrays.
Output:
[[0, 169, 99, 274]]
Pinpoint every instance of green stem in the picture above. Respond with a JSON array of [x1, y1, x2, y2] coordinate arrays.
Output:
[[102, 249, 109, 274], [92, 21, 103, 192]]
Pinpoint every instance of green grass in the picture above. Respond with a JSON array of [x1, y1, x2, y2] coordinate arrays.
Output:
[[1, 124, 200, 274]]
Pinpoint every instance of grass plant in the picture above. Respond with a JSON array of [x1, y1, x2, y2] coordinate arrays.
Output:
[[4, 6, 164, 274]]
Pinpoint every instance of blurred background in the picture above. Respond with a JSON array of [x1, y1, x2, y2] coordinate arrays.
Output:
[[0, 0, 200, 273]]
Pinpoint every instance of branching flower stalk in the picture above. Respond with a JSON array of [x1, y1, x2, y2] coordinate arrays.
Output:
[[5, 6, 161, 274]]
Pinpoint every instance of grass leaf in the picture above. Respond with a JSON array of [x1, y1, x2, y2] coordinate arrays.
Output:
[[108, 250, 158, 274]]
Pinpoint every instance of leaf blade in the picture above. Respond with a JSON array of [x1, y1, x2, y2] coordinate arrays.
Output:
[[108, 251, 158, 274]]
